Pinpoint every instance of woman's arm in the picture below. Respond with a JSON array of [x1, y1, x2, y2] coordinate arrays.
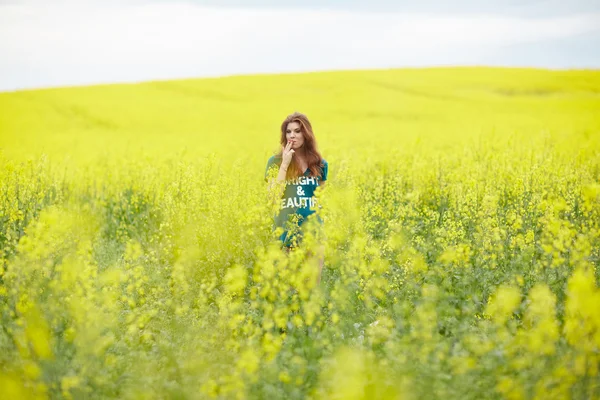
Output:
[[267, 142, 294, 195], [275, 163, 288, 183]]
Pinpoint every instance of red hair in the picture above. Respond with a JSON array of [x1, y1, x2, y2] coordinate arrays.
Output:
[[277, 112, 324, 180]]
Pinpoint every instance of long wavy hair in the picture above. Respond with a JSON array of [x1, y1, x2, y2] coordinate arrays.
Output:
[[277, 112, 324, 180]]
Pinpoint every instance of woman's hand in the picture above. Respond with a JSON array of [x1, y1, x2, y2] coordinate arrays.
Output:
[[281, 141, 295, 169]]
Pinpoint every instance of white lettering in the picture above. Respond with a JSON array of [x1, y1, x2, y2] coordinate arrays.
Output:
[[280, 196, 320, 210], [286, 176, 319, 186]]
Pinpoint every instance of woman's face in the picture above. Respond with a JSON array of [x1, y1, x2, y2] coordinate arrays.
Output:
[[285, 121, 305, 149]]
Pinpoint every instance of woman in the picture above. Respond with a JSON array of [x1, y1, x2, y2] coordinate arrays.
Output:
[[264, 112, 328, 279]]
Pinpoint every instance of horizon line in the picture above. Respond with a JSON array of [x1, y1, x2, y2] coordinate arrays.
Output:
[[2, 64, 598, 94]]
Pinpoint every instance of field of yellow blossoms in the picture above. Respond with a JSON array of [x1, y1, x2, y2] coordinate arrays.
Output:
[[0, 68, 599, 399]]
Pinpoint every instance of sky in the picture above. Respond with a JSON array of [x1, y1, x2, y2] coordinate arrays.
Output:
[[0, 0, 599, 92]]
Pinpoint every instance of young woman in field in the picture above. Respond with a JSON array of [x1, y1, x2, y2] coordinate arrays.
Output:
[[264, 112, 328, 282]]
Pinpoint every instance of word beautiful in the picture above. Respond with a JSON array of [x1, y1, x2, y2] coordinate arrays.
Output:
[[280, 175, 321, 210]]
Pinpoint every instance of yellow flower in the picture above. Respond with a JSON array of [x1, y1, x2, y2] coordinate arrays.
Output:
[[486, 285, 521, 324]]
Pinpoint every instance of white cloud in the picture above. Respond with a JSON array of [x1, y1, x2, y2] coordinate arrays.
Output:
[[0, 2, 599, 91]]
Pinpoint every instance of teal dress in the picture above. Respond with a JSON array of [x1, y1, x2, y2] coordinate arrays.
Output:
[[264, 156, 328, 247]]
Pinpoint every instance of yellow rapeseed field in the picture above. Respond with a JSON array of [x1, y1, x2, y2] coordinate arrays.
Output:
[[0, 67, 599, 399]]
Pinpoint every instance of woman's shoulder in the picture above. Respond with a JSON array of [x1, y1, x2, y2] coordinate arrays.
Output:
[[319, 158, 328, 180], [267, 154, 282, 165]]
